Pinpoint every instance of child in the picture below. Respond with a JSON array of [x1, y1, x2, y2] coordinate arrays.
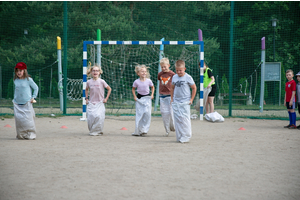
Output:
[[85, 65, 111, 136], [132, 65, 155, 136], [296, 71, 300, 129], [284, 69, 297, 129], [13, 62, 38, 140], [203, 62, 217, 114], [157, 58, 176, 136], [171, 60, 197, 143]]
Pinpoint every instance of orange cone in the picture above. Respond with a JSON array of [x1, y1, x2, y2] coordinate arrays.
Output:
[[60, 125, 68, 129], [4, 124, 12, 128], [121, 127, 128, 130], [238, 127, 246, 130]]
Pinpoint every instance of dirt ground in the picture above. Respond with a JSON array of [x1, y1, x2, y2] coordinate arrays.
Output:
[[0, 116, 300, 200]]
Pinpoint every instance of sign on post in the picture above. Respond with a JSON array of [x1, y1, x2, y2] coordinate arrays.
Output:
[[265, 62, 281, 81], [264, 62, 281, 105]]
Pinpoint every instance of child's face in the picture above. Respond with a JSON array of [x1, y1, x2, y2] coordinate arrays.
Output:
[[138, 68, 147, 78], [297, 76, 300, 82], [92, 67, 100, 78], [176, 66, 186, 77], [16, 69, 24, 79], [161, 63, 170, 72], [286, 72, 294, 81]]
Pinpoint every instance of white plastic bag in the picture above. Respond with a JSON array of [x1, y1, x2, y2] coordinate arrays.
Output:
[[172, 101, 192, 143], [194, 87, 212, 112], [204, 111, 224, 122], [133, 96, 152, 136], [13, 101, 36, 139], [87, 102, 105, 136], [160, 96, 175, 135]]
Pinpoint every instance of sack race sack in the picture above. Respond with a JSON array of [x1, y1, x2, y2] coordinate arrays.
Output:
[[132, 96, 152, 136], [13, 101, 36, 139], [172, 101, 192, 143], [87, 102, 105, 136], [160, 96, 175, 135], [204, 111, 225, 122], [194, 87, 212, 112]]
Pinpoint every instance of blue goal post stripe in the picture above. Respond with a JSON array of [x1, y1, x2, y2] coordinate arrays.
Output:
[[84, 41, 203, 46]]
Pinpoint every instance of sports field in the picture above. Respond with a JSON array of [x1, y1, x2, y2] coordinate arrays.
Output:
[[1, 116, 300, 200]]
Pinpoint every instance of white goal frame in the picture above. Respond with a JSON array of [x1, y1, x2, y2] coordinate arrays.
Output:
[[81, 41, 204, 120]]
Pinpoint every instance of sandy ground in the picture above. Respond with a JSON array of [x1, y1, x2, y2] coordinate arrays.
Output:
[[0, 116, 300, 200]]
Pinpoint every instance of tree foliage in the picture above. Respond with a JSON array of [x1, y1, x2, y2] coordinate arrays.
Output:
[[0, 1, 299, 103]]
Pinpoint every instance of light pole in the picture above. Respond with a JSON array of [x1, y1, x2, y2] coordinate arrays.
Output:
[[272, 18, 277, 105]]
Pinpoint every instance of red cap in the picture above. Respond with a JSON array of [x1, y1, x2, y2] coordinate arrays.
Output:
[[15, 62, 27, 70]]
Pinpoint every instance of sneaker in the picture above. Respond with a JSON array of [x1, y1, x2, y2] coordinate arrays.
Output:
[[284, 124, 292, 128], [297, 125, 300, 130], [288, 125, 297, 129]]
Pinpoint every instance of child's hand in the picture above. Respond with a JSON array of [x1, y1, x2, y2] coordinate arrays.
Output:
[[103, 98, 107, 103], [189, 100, 193, 105], [86, 99, 89, 104], [134, 97, 137, 101], [284, 102, 286, 106], [289, 101, 293, 107], [31, 98, 36, 103], [151, 95, 154, 99]]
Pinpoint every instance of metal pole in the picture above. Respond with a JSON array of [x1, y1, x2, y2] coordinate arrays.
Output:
[[97, 29, 101, 67], [63, 1, 68, 114], [0, 65, 2, 99], [57, 36, 63, 111], [39, 70, 41, 107], [229, 1, 234, 117], [260, 37, 266, 113], [154, 37, 164, 111], [273, 26, 275, 105], [198, 29, 204, 120]]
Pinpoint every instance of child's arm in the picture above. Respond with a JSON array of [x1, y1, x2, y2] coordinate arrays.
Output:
[[170, 84, 175, 103], [85, 86, 89, 104], [132, 87, 137, 101], [284, 93, 286, 106], [189, 84, 197, 105], [29, 78, 39, 103], [290, 91, 296, 106], [103, 85, 112, 103], [150, 85, 155, 99]]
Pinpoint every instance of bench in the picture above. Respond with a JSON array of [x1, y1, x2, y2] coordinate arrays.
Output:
[[218, 93, 252, 106]]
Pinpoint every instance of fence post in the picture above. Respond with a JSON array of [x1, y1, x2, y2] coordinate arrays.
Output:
[[229, 1, 234, 117], [97, 29, 101, 67], [57, 36, 63, 111], [260, 37, 265, 112], [63, 1, 68, 114]]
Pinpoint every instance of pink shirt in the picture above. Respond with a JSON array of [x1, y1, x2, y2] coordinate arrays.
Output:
[[132, 78, 153, 95], [87, 78, 108, 103]]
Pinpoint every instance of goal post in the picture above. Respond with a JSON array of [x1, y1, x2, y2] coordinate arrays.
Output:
[[81, 40, 204, 121]]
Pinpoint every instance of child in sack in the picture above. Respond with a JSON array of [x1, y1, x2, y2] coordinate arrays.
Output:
[[85, 65, 111, 136], [132, 65, 155, 136], [171, 60, 197, 143], [13, 62, 38, 140], [157, 58, 176, 136]]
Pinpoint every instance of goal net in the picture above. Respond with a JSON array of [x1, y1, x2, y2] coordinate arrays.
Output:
[[81, 41, 204, 120]]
